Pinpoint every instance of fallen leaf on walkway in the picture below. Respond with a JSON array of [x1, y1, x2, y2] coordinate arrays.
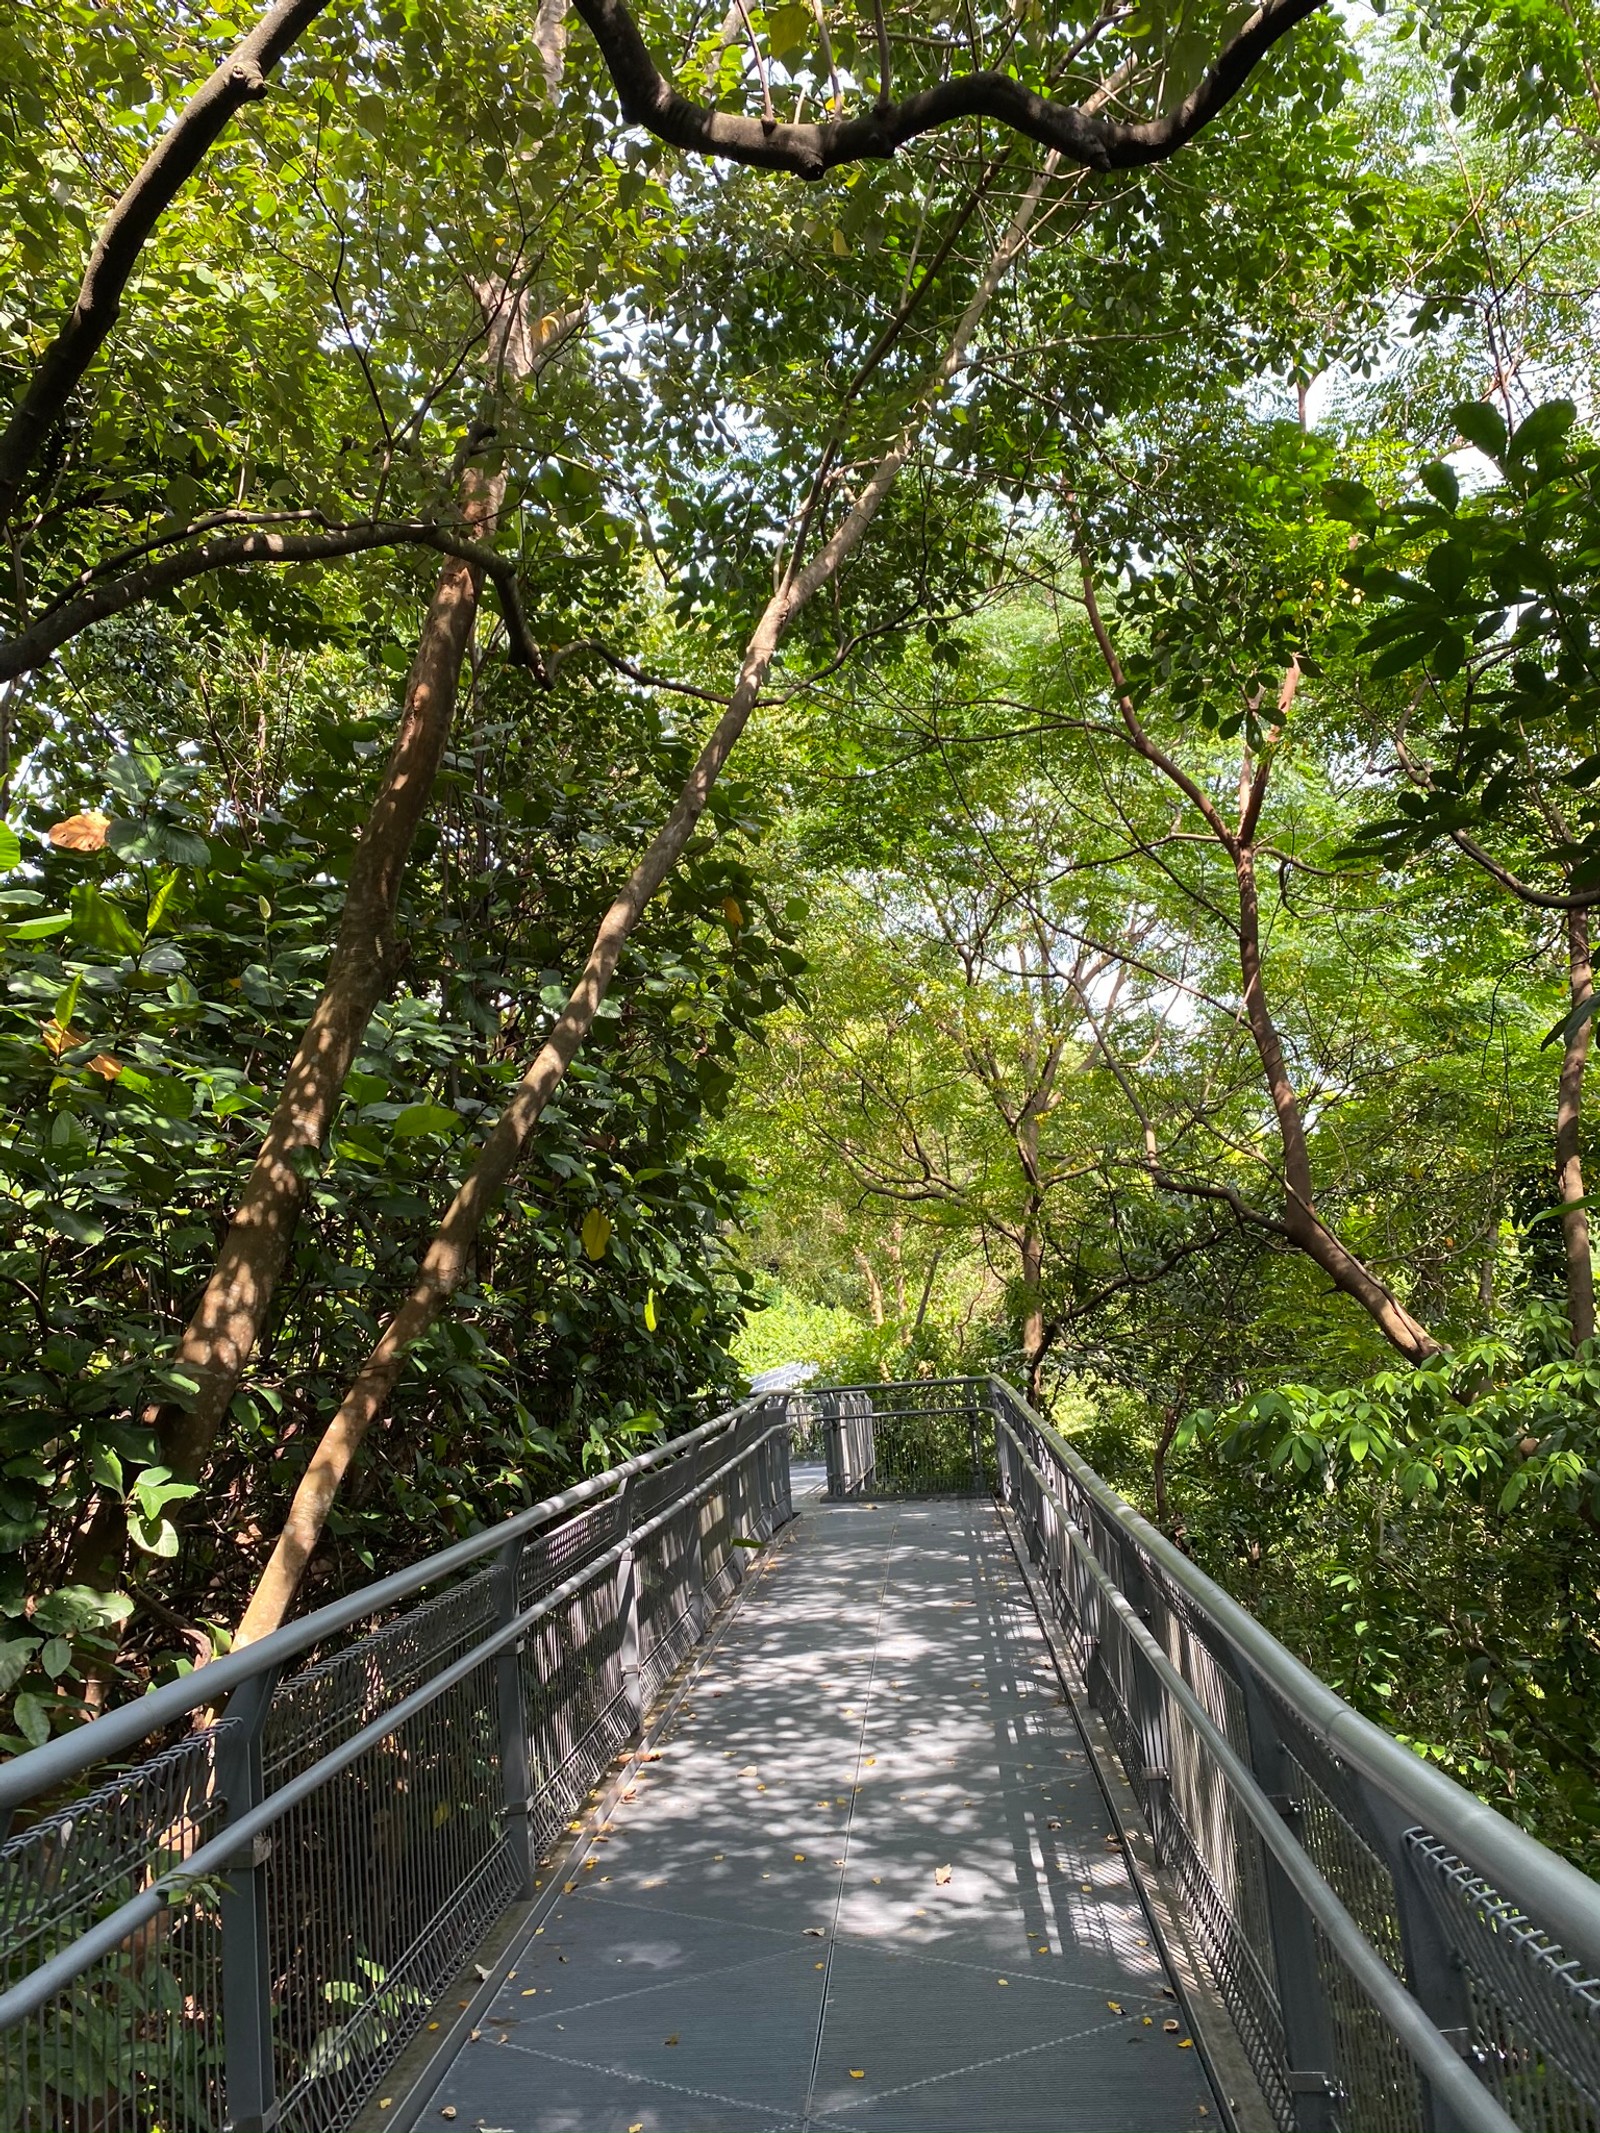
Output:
[[521, 1990, 537, 1998], [738, 1766, 758, 1776], [1143, 2018, 1153, 2027], [1161, 1985, 1177, 1998], [849, 2070, 865, 2080], [997, 1978, 1009, 1986], [1164, 2020, 1181, 2033], [804, 1927, 826, 1937], [630, 2123, 644, 2130], [815, 1961, 825, 1969], [934, 1865, 952, 1886], [1107, 2002, 1123, 2014], [440, 2106, 457, 2119], [664, 2035, 679, 2046], [794, 1853, 806, 1861], [1179, 2039, 1193, 2049]]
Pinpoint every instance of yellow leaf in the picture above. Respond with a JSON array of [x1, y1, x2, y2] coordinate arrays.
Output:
[[849, 2070, 865, 2080], [1107, 2001, 1123, 2014], [644, 1288, 657, 1332], [86, 1053, 123, 1080], [432, 1800, 451, 1827], [580, 1207, 612, 1260], [832, 229, 848, 256], [49, 811, 110, 852], [722, 896, 744, 928]]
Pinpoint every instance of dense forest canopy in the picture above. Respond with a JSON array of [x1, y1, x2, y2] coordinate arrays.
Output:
[[3, 0, 1599, 1866]]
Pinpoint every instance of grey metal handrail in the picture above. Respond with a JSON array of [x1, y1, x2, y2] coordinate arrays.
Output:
[[997, 1410, 1518, 2133], [0, 1393, 795, 2133], [0, 1393, 762, 1824], [986, 1375, 1600, 1978]]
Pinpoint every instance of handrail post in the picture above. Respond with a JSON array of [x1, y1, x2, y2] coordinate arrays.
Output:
[[685, 1444, 707, 1637], [1360, 1794, 1482, 2133], [217, 1666, 281, 2133], [1238, 1666, 1343, 2132], [615, 1474, 644, 1735], [493, 1535, 538, 1900]]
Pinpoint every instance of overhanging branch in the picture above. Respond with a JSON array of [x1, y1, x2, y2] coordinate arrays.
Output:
[[0, 521, 547, 682], [573, 0, 1326, 178]]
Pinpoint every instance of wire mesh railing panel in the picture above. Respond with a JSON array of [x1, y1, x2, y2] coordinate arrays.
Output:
[[637, 1501, 700, 1703], [264, 1570, 498, 1787], [521, 1573, 631, 1864], [818, 1380, 992, 1497], [1410, 1835, 1600, 2133], [0, 1732, 228, 2133], [269, 1647, 513, 2131], [0, 1400, 792, 2133], [516, 1493, 627, 1608]]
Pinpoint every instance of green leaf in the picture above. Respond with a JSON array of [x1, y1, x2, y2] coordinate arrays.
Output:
[[69, 883, 143, 958], [0, 1637, 40, 1696], [392, 1102, 463, 1138], [1452, 400, 1507, 460], [0, 824, 21, 872], [11, 1692, 50, 1748], [1419, 460, 1459, 510], [1508, 399, 1576, 464]]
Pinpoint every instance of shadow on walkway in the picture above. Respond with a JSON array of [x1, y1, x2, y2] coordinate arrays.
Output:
[[415, 1499, 1219, 2132]]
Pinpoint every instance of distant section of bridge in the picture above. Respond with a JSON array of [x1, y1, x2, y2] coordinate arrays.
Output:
[[2, 1381, 1598, 2133]]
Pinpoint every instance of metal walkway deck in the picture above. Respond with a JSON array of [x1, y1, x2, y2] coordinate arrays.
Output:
[[416, 1494, 1218, 2132]]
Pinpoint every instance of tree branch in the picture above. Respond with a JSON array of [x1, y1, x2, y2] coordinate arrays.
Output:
[[0, 521, 546, 682], [0, 0, 337, 520], [572, 0, 1326, 179]]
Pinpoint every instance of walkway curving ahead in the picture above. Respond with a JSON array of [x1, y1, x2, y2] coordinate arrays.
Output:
[[415, 1492, 1219, 2132]]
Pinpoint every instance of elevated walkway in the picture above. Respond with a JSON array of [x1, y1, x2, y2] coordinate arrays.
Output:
[[418, 1495, 1217, 2131], [2, 1378, 1598, 2133]]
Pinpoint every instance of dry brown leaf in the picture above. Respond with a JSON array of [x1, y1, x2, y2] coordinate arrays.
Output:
[[49, 811, 110, 852], [934, 1865, 952, 1886], [39, 1019, 82, 1059], [663, 2034, 679, 2046], [803, 1927, 826, 1937], [1163, 2019, 1181, 2034], [440, 2111, 457, 2123], [86, 1053, 123, 1079]]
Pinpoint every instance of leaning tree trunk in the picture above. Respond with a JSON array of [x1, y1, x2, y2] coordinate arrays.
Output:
[[1557, 905, 1596, 1347], [228, 157, 1059, 1649], [1233, 841, 1439, 1364], [72, 296, 560, 1596]]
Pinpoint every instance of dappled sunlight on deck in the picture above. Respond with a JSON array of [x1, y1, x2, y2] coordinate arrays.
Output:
[[419, 1498, 1216, 2133]]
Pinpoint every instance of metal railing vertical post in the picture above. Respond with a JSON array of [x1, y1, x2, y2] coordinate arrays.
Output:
[[1117, 1540, 1174, 1861], [685, 1445, 707, 1638], [1238, 1666, 1343, 2132], [1360, 1792, 1481, 2133], [217, 1667, 281, 2133], [492, 1535, 538, 1901], [615, 1474, 643, 1735]]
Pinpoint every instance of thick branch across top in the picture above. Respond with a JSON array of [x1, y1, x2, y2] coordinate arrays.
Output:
[[573, 0, 1327, 177]]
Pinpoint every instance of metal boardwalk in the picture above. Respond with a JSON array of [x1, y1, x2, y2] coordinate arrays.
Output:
[[420, 1494, 1218, 2132]]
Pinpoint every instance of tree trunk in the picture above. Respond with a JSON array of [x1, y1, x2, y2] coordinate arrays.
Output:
[[1234, 843, 1439, 1364], [1558, 905, 1595, 1347], [853, 1248, 886, 1327], [1020, 1220, 1047, 1403], [228, 156, 1057, 1649]]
